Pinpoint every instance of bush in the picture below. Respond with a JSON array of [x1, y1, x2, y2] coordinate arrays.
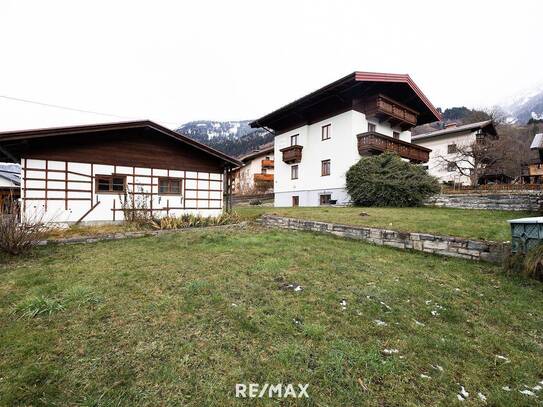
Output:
[[249, 199, 263, 206], [150, 211, 242, 230], [345, 153, 440, 207], [0, 206, 47, 255], [521, 245, 543, 281]]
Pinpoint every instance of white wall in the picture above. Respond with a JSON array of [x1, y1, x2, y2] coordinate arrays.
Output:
[[235, 151, 274, 194], [274, 110, 409, 206], [415, 131, 476, 185], [21, 158, 223, 224]]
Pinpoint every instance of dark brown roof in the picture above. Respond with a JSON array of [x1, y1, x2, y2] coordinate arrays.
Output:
[[239, 142, 274, 162], [250, 71, 441, 132], [0, 120, 242, 167]]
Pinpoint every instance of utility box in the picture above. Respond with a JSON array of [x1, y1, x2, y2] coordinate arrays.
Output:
[[508, 217, 543, 254]]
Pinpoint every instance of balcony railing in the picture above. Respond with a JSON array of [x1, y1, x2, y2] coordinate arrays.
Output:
[[254, 173, 274, 182], [261, 159, 274, 169], [357, 131, 430, 163], [363, 94, 419, 130], [280, 145, 303, 164]]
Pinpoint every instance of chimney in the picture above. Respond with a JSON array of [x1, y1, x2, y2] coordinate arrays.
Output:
[[444, 122, 458, 129]]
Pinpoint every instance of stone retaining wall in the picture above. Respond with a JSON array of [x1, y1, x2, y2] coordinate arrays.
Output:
[[260, 215, 508, 263], [426, 192, 542, 211]]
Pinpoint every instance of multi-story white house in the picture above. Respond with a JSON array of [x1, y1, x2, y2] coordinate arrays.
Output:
[[250, 72, 441, 207], [232, 142, 274, 195], [412, 120, 497, 185]]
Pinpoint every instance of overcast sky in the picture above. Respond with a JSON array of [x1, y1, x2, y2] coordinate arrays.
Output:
[[0, 0, 542, 131]]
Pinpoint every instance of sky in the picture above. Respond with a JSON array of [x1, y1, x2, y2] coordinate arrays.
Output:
[[0, 0, 542, 131]]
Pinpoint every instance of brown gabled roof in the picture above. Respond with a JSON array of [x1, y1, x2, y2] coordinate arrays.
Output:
[[412, 120, 497, 141], [250, 71, 441, 131], [0, 120, 242, 167]]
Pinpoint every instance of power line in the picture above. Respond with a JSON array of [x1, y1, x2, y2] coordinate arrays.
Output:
[[0, 94, 181, 127]]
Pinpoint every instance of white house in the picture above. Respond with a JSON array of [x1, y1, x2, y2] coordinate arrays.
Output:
[[412, 120, 497, 185], [232, 142, 274, 195], [250, 71, 441, 207], [0, 121, 241, 224]]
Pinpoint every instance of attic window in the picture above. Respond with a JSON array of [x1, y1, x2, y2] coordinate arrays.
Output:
[[447, 144, 457, 154]]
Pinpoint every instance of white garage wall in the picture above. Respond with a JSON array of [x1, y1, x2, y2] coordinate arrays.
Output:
[[21, 158, 224, 224]]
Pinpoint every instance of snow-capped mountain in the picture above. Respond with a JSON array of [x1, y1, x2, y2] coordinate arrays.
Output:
[[501, 84, 543, 124], [176, 120, 272, 157]]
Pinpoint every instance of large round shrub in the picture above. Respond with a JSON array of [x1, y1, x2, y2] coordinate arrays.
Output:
[[346, 153, 440, 207]]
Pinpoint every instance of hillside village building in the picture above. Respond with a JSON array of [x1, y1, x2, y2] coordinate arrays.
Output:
[[250, 72, 440, 207], [412, 120, 497, 185], [0, 121, 241, 224], [232, 142, 274, 195]]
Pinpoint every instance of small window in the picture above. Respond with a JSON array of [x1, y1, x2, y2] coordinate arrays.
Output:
[[393, 131, 400, 139], [262, 168, 267, 174], [321, 159, 330, 176], [158, 178, 182, 195], [95, 175, 126, 193], [448, 144, 457, 154], [265, 156, 270, 160], [368, 123, 376, 132], [321, 124, 331, 140], [291, 165, 299, 180], [290, 134, 299, 146], [292, 196, 299, 207], [320, 194, 332, 205], [447, 163, 456, 172]]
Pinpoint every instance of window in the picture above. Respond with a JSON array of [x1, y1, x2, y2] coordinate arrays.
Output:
[[292, 196, 299, 207], [290, 134, 299, 146], [95, 175, 126, 193], [447, 163, 456, 172], [448, 144, 457, 154], [265, 156, 270, 160], [368, 122, 376, 132], [393, 131, 400, 139], [321, 159, 330, 176], [291, 165, 299, 180], [320, 194, 332, 205], [262, 168, 267, 174], [321, 124, 331, 140], [158, 178, 182, 195]]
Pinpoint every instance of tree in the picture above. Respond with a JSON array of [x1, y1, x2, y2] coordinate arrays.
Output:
[[345, 153, 440, 207]]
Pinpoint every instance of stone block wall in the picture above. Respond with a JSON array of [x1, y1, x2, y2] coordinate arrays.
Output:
[[260, 215, 508, 263], [426, 192, 542, 211]]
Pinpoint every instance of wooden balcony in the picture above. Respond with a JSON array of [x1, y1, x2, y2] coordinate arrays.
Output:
[[362, 94, 419, 130], [280, 145, 303, 164], [261, 159, 274, 169], [357, 131, 431, 163], [254, 173, 274, 182]]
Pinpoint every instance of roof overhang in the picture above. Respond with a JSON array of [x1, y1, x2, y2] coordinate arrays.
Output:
[[250, 71, 441, 132], [0, 120, 242, 167], [412, 120, 497, 142]]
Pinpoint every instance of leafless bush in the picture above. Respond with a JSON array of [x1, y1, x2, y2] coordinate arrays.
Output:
[[0, 200, 47, 255], [119, 187, 155, 227]]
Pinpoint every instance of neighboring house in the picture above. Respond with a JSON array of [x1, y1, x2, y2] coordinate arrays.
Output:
[[521, 133, 543, 183], [0, 121, 241, 224], [232, 142, 274, 195], [412, 120, 497, 185], [0, 166, 21, 214], [250, 71, 440, 207]]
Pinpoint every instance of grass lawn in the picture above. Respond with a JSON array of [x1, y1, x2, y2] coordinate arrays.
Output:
[[1, 227, 542, 406], [236, 206, 539, 242]]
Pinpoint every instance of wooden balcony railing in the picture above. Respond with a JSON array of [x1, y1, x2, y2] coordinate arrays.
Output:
[[254, 173, 274, 182], [261, 159, 274, 169], [357, 131, 430, 163], [363, 94, 419, 130], [280, 145, 303, 164]]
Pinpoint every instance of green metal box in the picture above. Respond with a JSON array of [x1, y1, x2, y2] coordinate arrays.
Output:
[[508, 217, 543, 254]]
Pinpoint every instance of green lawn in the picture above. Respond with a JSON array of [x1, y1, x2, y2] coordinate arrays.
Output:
[[1, 227, 542, 406], [236, 206, 538, 241]]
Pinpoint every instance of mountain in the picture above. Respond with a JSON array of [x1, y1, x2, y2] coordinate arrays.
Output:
[[176, 120, 273, 158], [501, 85, 543, 124]]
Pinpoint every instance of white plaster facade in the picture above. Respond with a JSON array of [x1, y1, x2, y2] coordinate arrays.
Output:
[[274, 110, 411, 207], [233, 149, 274, 195], [413, 131, 477, 185], [21, 158, 223, 224]]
